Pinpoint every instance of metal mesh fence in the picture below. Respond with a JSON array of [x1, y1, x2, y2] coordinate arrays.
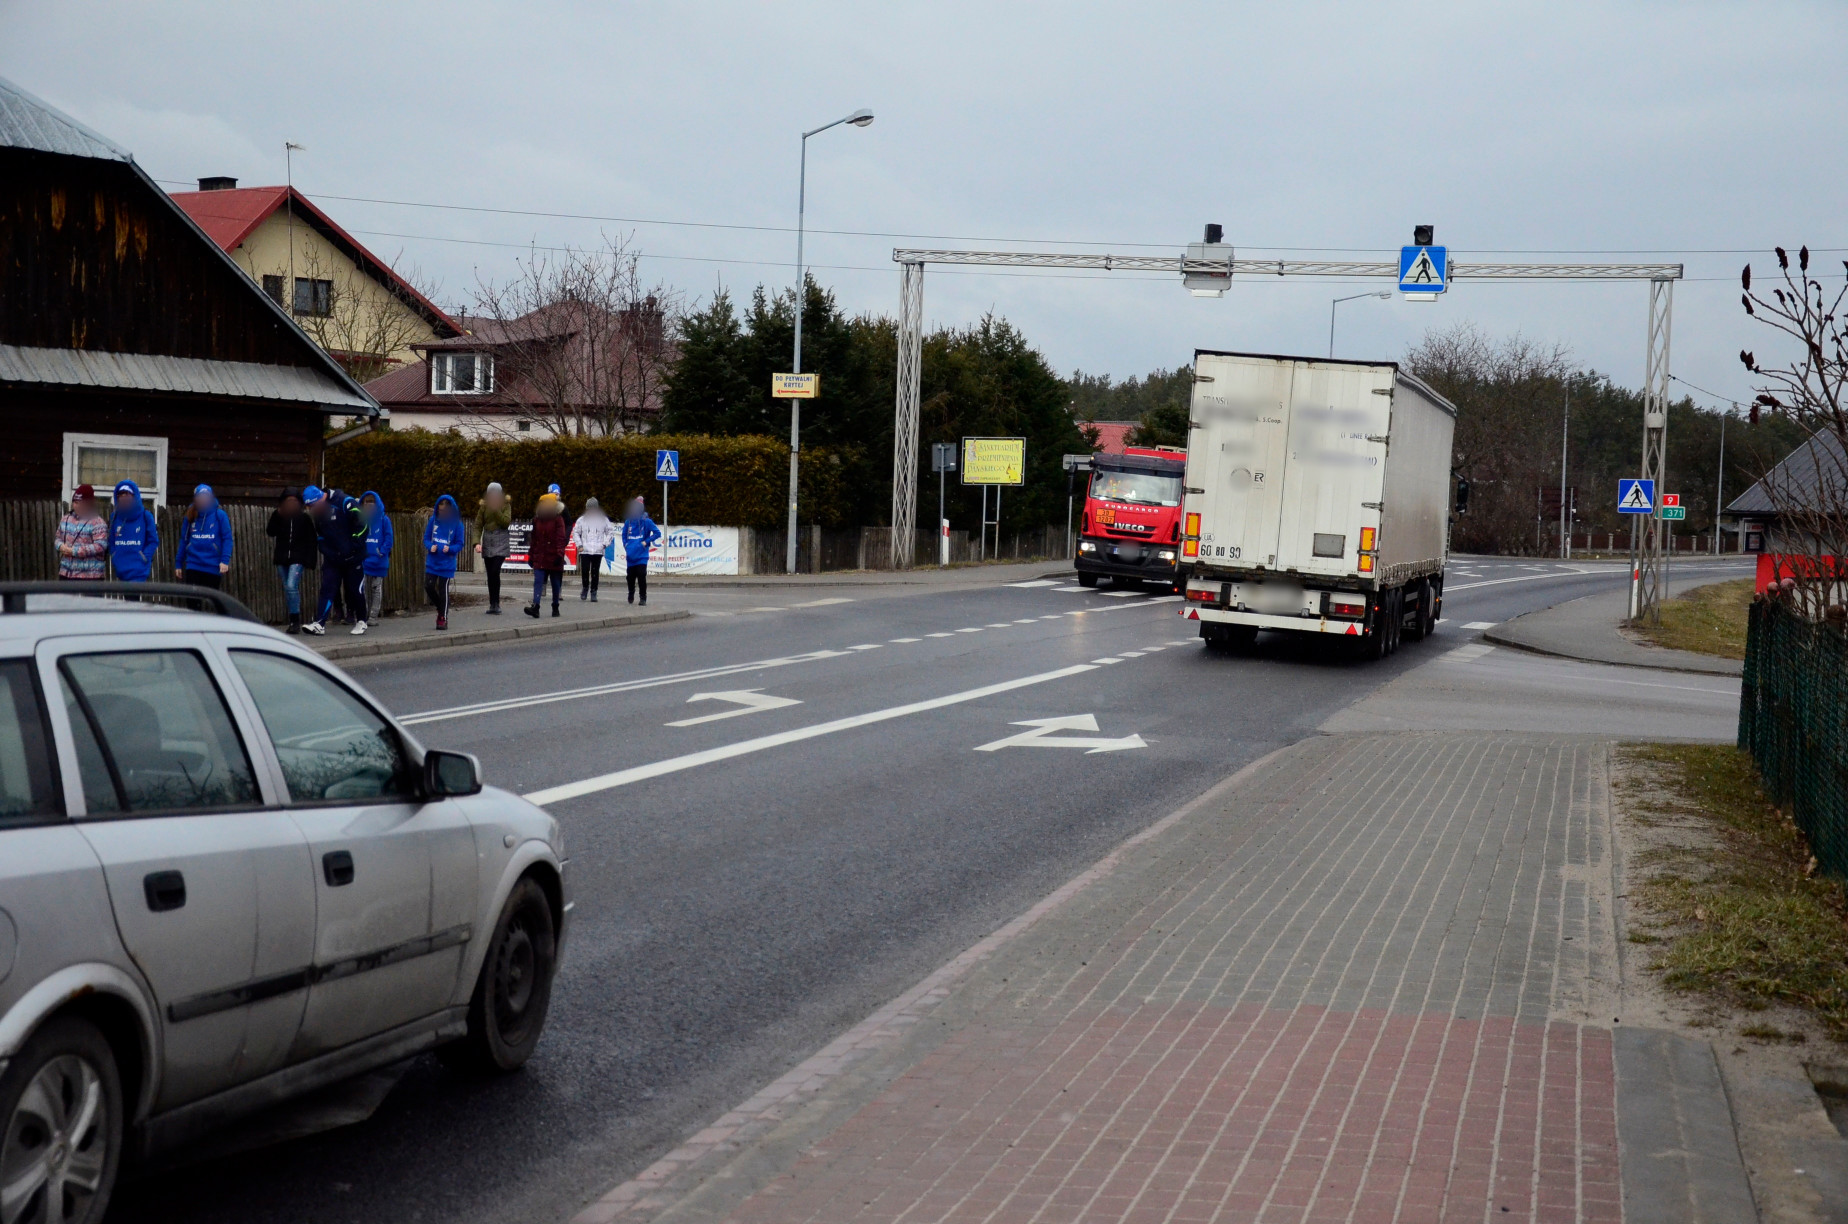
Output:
[[1739, 598, 1848, 878]]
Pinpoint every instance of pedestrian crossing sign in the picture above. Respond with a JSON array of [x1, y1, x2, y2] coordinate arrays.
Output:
[[1617, 478, 1654, 513], [656, 450, 680, 482], [1398, 245, 1448, 295]]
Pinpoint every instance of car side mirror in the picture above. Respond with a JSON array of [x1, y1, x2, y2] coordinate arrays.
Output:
[[423, 749, 483, 797]]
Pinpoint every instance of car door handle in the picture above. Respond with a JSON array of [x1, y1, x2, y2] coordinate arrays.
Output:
[[322, 850, 355, 887], [144, 870, 186, 912]]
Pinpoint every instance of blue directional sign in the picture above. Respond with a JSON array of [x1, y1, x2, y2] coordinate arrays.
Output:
[[1398, 245, 1448, 294], [1617, 478, 1655, 514], [655, 449, 680, 482]]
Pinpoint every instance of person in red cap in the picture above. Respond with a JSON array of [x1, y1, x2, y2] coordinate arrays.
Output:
[[56, 484, 109, 581]]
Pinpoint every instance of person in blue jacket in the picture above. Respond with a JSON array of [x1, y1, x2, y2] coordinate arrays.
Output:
[[423, 494, 466, 631], [174, 484, 233, 588], [302, 484, 366, 636], [107, 480, 159, 583], [357, 490, 393, 636], [620, 496, 662, 606]]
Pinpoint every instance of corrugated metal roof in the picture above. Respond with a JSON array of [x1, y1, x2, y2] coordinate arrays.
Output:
[[0, 344, 374, 413], [1727, 428, 1847, 516], [0, 76, 131, 162]]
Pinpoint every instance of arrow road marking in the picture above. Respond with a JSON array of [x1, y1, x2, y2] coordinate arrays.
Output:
[[973, 714, 1148, 755], [665, 689, 803, 727]]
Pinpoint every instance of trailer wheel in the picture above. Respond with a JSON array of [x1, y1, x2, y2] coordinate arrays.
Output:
[[1077, 572, 1098, 588], [1387, 589, 1404, 655], [1405, 579, 1431, 641]]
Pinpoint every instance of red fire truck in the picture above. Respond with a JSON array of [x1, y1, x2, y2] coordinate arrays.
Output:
[[1075, 446, 1188, 590]]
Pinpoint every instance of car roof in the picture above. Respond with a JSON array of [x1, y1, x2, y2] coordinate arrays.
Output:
[[0, 601, 289, 655]]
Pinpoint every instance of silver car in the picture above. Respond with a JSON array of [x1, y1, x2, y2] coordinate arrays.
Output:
[[0, 584, 569, 1224]]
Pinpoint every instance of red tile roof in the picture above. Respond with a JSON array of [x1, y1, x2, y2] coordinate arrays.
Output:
[[167, 186, 461, 337], [1085, 421, 1137, 454]]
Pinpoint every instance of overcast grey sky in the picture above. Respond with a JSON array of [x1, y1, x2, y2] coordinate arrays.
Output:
[[5, 1, 1843, 408]]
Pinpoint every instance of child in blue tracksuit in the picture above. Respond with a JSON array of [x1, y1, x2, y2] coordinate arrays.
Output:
[[424, 494, 466, 630], [357, 491, 393, 635], [175, 484, 233, 588], [108, 480, 159, 583], [620, 496, 662, 606]]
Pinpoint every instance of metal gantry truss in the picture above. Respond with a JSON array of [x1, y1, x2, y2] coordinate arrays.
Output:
[[888, 246, 1682, 621]]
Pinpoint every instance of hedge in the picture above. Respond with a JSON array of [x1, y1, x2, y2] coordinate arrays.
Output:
[[325, 431, 859, 528]]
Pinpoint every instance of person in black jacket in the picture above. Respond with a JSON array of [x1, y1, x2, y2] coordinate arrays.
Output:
[[301, 484, 367, 636], [267, 489, 318, 634]]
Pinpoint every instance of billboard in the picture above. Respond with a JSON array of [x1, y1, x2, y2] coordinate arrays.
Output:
[[960, 437, 1026, 485], [653, 526, 741, 575]]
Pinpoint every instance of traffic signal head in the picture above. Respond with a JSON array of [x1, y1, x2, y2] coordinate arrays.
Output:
[[1204, 223, 1224, 245], [1413, 225, 1434, 246]]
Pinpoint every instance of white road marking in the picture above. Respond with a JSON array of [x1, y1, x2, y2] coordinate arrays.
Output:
[[1147, 595, 1182, 604], [1092, 657, 1124, 665], [956, 627, 983, 633], [847, 643, 883, 651], [1051, 586, 1085, 593], [926, 632, 954, 638], [793, 597, 855, 607], [889, 637, 921, 643], [401, 649, 851, 725], [665, 689, 802, 727], [525, 663, 1100, 805], [973, 713, 1147, 755], [1463, 621, 1499, 630], [1005, 579, 1060, 587], [1141, 646, 1166, 652], [748, 606, 785, 612], [1013, 618, 1038, 624], [1440, 644, 1497, 662], [1039, 615, 1062, 620], [1119, 650, 1146, 657], [985, 622, 1013, 628], [1444, 570, 1599, 591], [1103, 590, 1141, 598]]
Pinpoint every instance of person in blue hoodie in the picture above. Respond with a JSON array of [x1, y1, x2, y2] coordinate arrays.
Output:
[[620, 496, 662, 606], [356, 490, 393, 636], [174, 484, 233, 588], [302, 484, 367, 635], [107, 480, 159, 584], [423, 494, 466, 630]]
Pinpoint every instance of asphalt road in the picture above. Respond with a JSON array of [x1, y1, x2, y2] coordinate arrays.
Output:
[[106, 555, 1754, 1224]]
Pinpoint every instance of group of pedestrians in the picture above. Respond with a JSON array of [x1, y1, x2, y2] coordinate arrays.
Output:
[[54, 477, 663, 632]]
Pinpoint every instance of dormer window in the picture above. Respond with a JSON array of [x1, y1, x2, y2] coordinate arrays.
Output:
[[431, 351, 494, 394]]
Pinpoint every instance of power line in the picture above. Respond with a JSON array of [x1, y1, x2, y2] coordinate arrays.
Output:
[[1669, 374, 1746, 408]]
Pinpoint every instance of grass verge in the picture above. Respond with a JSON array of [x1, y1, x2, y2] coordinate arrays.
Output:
[[1621, 743, 1848, 1041], [1632, 578, 1754, 659]]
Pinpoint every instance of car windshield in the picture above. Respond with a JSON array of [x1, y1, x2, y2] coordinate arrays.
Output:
[[1091, 469, 1182, 507]]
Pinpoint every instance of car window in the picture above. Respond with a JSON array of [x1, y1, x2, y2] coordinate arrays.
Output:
[[59, 674, 121, 816], [0, 661, 59, 827], [62, 650, 258, 814], [229, 651, 410, 804]]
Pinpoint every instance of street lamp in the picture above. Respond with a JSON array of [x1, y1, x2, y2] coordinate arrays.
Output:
[[786, 108, 874, 574], [1328, 290, 1391, 358]]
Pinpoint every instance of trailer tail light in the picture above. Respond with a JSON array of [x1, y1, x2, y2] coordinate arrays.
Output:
[[1359, 526, 1377, 552], [1182, 512, 1201, 559]]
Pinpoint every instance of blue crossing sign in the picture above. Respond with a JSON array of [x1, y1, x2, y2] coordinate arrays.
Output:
[[656, 450, 680, 482], [1399, 245, 1448, 294], [1617, 478, 1655, 514]]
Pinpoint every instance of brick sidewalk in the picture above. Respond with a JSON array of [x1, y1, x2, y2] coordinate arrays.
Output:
[[577, 735, 1730, 1224]]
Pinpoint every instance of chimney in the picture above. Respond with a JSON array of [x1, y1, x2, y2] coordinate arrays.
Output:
[[197, 176, 238, 192]]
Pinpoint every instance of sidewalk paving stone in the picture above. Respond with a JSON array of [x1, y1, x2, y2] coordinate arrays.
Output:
[[575, 733, 1755, 1224]]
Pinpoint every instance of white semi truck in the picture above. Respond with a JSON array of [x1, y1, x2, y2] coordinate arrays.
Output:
[[1178, 350, 1459, 659]]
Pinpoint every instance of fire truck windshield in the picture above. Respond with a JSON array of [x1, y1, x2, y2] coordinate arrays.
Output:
[[1091, 469, 1183, 507]]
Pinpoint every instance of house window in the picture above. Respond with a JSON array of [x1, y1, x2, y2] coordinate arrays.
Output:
[[63, 433, 167, 506], [431, 351, 494, 395], [292, 277, 331, 317], [517, 419, 531, 432], [261, 274, 286, 306]]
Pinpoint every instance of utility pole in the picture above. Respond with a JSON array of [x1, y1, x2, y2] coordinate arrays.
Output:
[[1559, 381, 1570, 559], [1714, 407, 1729, 554], [284, 142, 304, 311]]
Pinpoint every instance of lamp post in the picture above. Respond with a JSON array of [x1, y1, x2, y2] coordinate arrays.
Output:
[[1328, 290, 1391, 358], [786, 108, 874, 574]]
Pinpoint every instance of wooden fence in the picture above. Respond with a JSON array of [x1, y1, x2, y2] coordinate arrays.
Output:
[[1, 500, 475, 624]]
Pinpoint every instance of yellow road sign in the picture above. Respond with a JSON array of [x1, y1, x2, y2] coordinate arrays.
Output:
[[961, 437, 1026, 486], [772, 373, 819, 398]]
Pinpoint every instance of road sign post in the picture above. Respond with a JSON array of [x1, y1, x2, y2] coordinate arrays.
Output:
[[931, 442, 957, 568], [773, 374, 819, 574], [961, 438, 1025, 561], [656, 449, 679, 572]]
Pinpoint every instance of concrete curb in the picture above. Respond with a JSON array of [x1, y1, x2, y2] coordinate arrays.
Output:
[[1482, 623, 1743, 677], [307, 609, 690, 662], [570, 742, 1295, 1224]]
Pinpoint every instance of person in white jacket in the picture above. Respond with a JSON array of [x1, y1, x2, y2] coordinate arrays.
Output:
[[569, 497, 616, 601]]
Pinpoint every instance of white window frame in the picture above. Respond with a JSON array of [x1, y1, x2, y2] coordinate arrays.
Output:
[[430, 351, 495, 395], [62, 432, 167, 506]]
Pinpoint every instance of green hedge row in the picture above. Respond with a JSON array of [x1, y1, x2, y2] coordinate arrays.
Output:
[[325, 432, 858, 527]]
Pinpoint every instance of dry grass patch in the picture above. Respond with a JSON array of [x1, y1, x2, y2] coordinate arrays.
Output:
[[1632, 578, 1754, 659], [1620, 743, 1848, 1041]]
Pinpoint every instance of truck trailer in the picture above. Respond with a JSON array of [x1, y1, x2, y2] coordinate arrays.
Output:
[[1178, 350, 1458, 659]]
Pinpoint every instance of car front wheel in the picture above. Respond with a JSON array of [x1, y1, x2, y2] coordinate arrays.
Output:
[[0, 1016, 122, 1224], [446, 877, 558, 1073]]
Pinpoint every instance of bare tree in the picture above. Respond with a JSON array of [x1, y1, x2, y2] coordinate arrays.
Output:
[[1740, 246, 1848, 617], [290, 245, 445, 385], [470, 235, 679, 437]]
